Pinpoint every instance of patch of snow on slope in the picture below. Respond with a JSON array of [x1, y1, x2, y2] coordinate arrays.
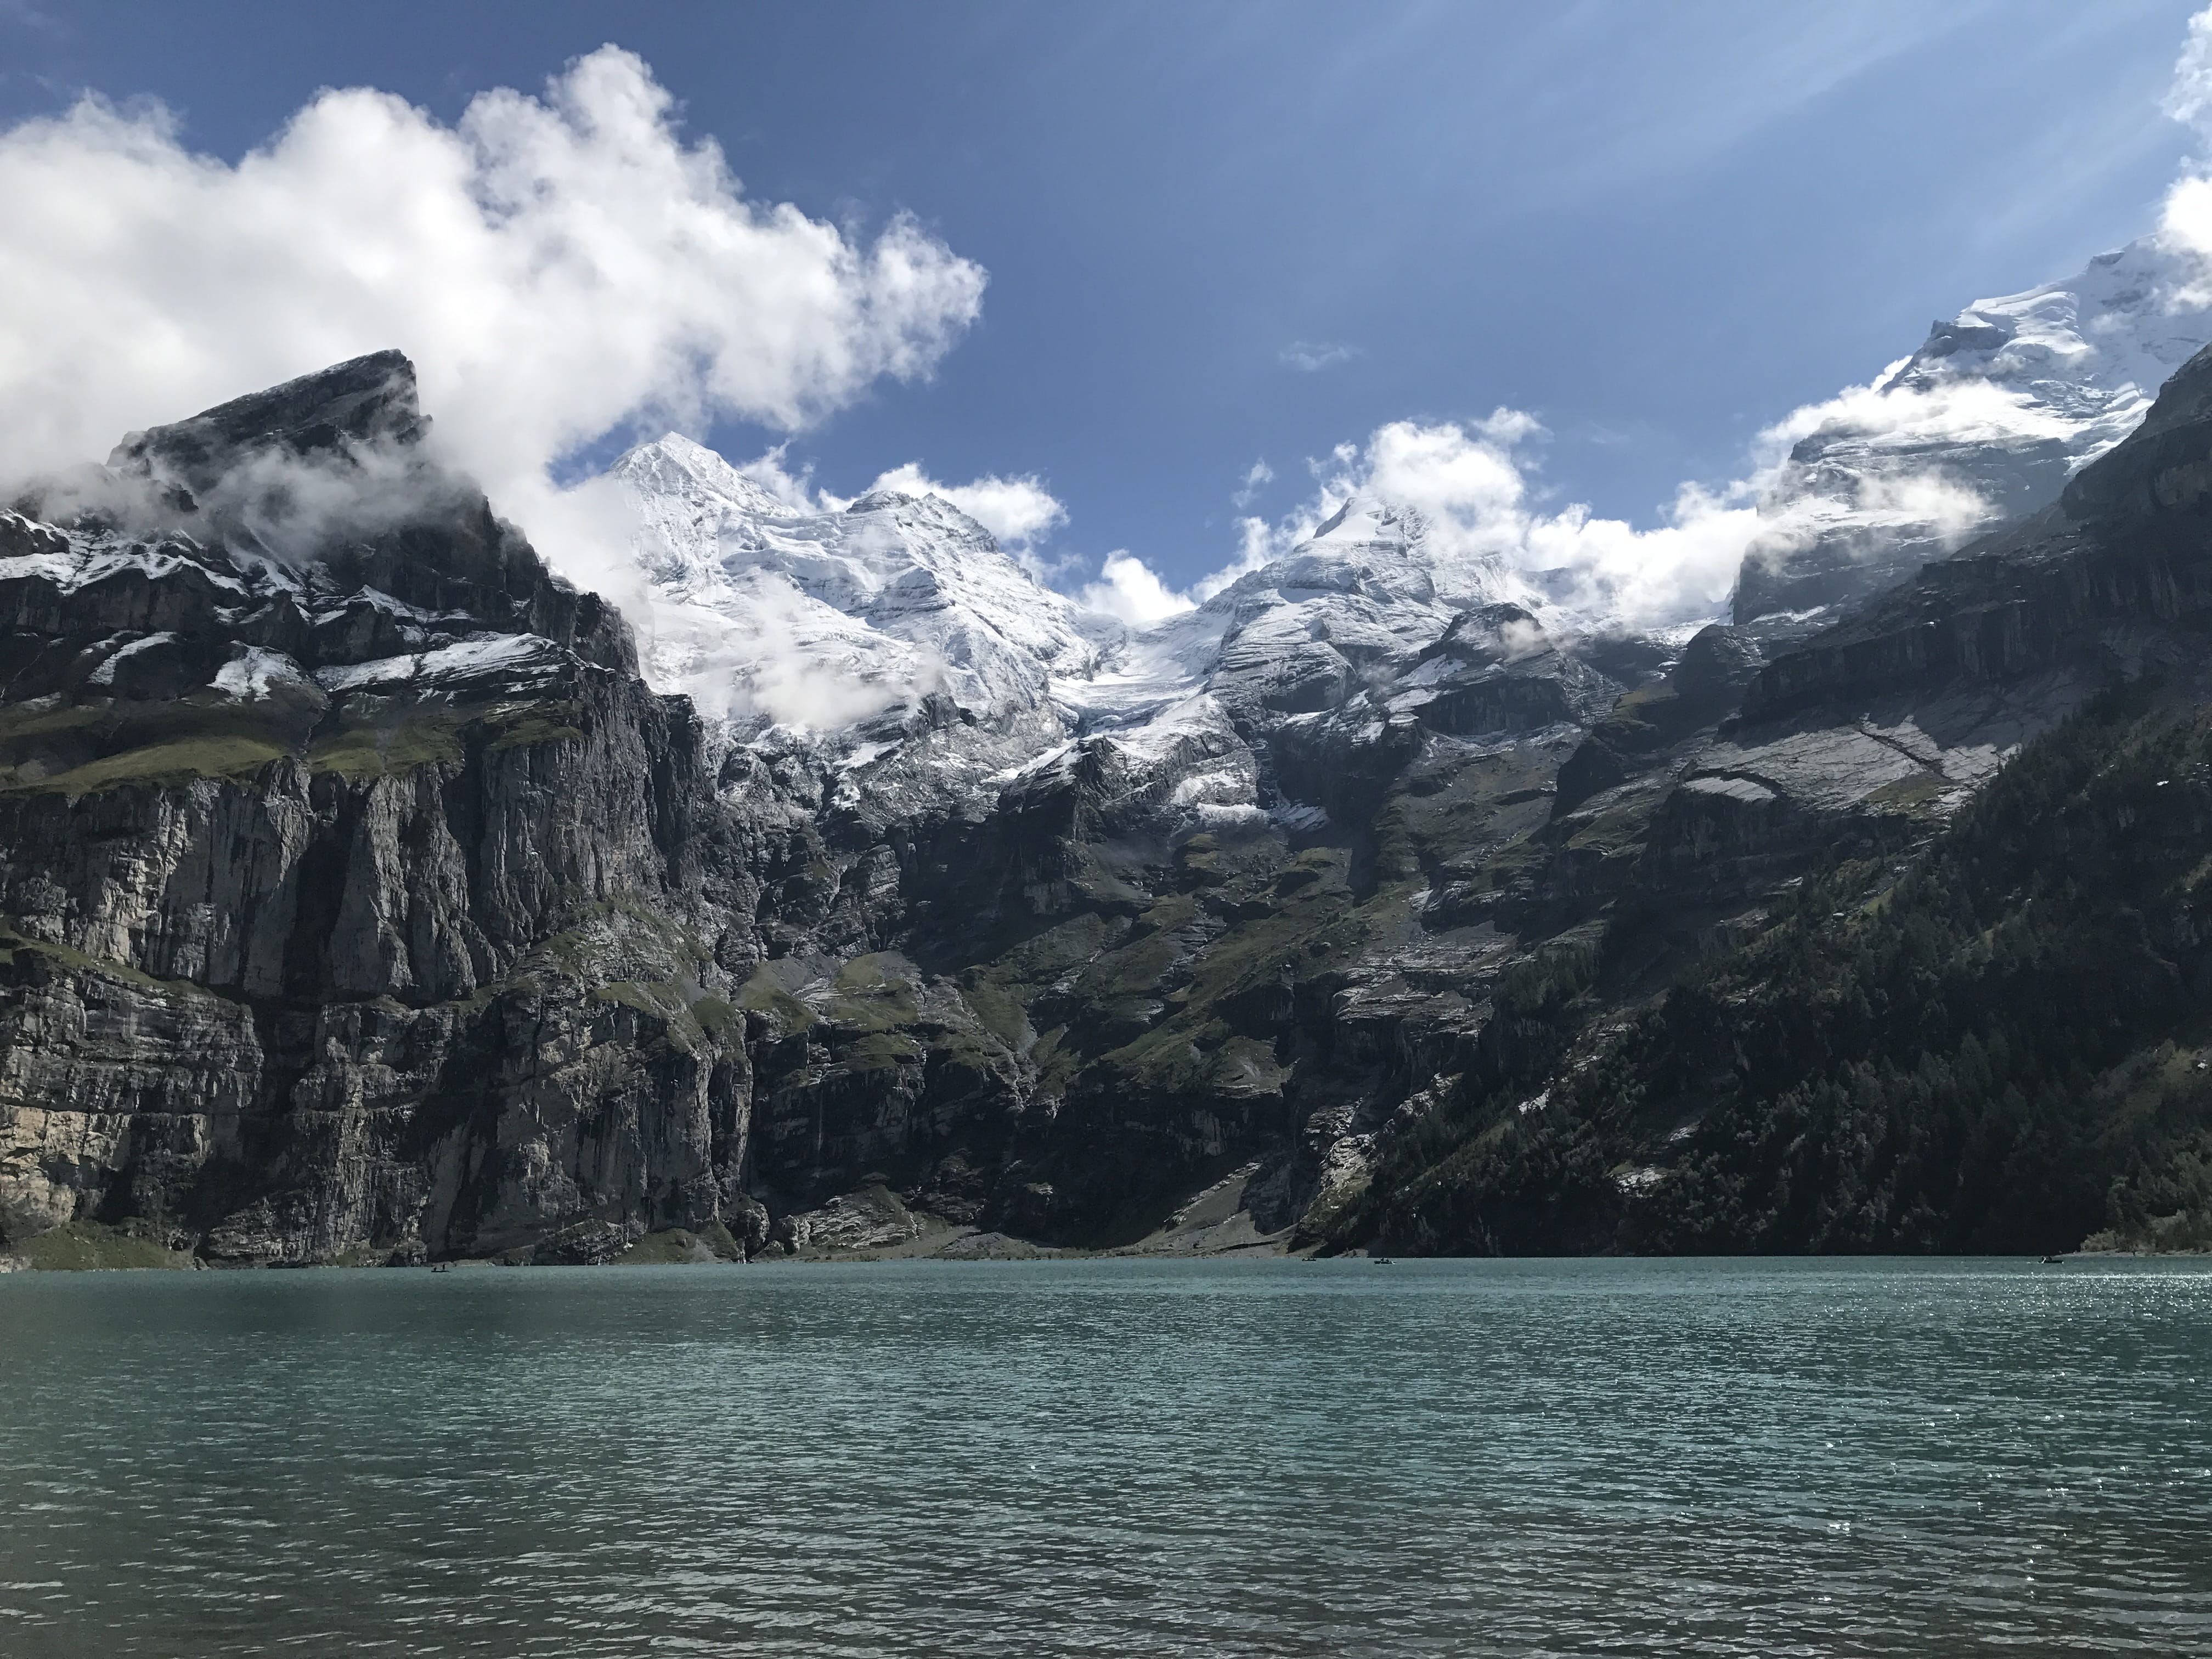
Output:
[[213, 646, 314, 701], [315, 633, 565, 694]]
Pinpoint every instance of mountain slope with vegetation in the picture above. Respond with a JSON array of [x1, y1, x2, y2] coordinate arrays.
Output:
[[1339, 685, 2212, 1256]]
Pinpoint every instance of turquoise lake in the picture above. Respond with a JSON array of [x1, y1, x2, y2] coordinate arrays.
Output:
[[2, 1257, 2208, 1656]]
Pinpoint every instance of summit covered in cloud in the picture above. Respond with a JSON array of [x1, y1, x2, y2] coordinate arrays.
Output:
[[0, 46, 988, 596]]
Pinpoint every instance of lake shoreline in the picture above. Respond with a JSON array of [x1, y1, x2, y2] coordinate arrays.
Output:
[[12, 1218, 2212, 1274]]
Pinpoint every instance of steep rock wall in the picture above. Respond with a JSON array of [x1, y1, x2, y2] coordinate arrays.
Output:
[[0, 356, 760, 1265]]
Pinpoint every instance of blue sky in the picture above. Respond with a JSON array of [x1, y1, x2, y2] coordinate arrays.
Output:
[[1, 0, 2204, 592]]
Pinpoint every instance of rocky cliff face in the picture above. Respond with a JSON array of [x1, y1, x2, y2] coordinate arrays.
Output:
[[12, 330, 2212, 1267], [0, 356, 763, 1265], [1339, 338, 2212, 1256]]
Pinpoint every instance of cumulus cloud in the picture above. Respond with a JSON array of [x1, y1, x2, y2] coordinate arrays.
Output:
[[0, 45, 986, 591], [1200, 414, 1756, 626], [1279, 341, 1358, 373], [1079, 551, 1195, 628]]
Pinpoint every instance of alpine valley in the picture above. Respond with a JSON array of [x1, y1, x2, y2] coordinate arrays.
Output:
[[10, 235, 2212, 1268]]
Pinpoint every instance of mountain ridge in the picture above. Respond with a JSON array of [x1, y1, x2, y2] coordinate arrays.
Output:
[[13, 235, 2212, 1265]]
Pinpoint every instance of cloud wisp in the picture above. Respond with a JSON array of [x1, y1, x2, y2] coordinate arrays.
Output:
[[1230, 459, 1273, 509], [1279, 341, 1359, 373]]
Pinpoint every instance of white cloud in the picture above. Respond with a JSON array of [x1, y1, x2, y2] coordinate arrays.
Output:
[[1199, 362, 2104, 629], [1201, 415, 1755, 627], [1231, 458, 1273, 509], [1186, 5, 2212, 636], [2160, 7, 2212, 297], [1079, 551, 1194, 628], [1279, 341, 1358, 373], [2166, 5, 2212, 141], [0, 46, 986, 592], [862, 461, 1067, 556]]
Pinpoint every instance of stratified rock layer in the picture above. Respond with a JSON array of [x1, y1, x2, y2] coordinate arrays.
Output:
[[1, 356, 759, 1264]]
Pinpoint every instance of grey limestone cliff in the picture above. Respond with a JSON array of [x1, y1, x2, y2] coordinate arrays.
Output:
[[0, 356, 761, 1265]]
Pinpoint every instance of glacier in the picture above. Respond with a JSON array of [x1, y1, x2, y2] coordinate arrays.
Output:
[[612, 433, 1098, 738]]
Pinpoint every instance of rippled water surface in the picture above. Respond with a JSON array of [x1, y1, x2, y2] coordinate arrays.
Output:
[[3, 1258, 2210, 1656]]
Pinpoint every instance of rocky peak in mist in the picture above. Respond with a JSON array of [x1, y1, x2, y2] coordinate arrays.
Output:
[[1735, 236, 2212, 629], [110, 349, 428, 504]]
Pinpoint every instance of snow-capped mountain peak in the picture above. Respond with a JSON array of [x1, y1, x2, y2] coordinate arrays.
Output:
[[612, 434, 787, 590], [610, 435, 1098, 736], [1200, 491, 1522, 647], [1879, 238, 2207, 418], [599, 226, 2212, 793], [1738, 235, 2212, 625]]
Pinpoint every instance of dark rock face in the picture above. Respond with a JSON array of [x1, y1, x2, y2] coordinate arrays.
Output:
[[111, 349, 427, 501], [1554, 624, 1763, 812], [1342, 340, 2212, 1257], [0, 357, 755, 1264]]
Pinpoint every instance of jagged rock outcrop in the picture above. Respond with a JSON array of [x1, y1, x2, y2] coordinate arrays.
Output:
[[0, 355, 761, 1265]]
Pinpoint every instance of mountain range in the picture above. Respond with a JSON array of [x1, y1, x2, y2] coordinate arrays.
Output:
[[7, 231, 2212, 1266]]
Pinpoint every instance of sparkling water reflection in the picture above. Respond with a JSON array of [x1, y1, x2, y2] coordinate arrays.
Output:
[[2, 1257, 2209, 1656]]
